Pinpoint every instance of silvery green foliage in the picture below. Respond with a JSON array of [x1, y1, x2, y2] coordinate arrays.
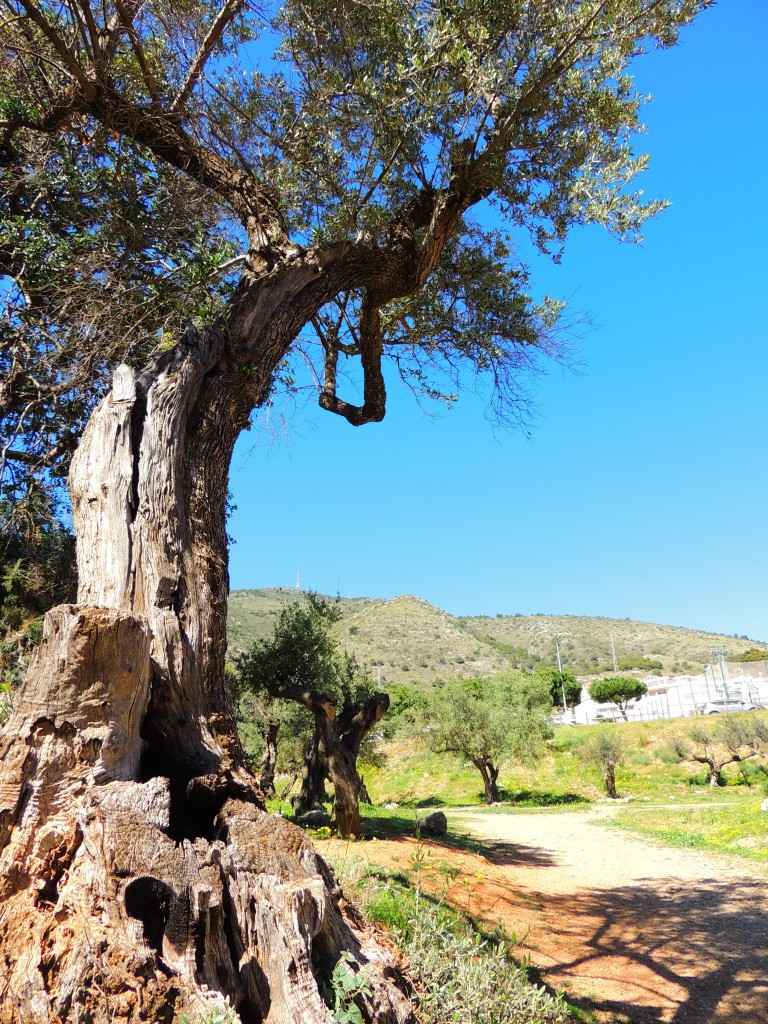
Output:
[[406, 900, 567, 1023], [1, 0, 713, 474]]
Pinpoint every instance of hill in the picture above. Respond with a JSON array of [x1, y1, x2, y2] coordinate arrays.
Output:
[[227, 588, 767, 688]]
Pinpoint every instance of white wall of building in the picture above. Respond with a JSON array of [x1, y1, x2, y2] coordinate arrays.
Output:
[[571, 665, 768, 725]]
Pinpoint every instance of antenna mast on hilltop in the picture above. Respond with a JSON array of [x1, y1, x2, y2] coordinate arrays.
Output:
[[295, 569, 300, 590]]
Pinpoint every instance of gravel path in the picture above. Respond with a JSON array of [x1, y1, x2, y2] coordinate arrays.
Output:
[[449, 806, 768, 1024]]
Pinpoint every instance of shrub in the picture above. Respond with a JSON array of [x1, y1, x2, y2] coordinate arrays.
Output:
[[405, 901, 567, 1024], [581, 728, 626, 798], [655, 743, 683, 765], [365, 879, 567, 1024]]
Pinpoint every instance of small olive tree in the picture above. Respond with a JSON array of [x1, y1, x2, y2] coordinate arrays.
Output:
[[581, 728, 626, 798], [424, 672, 553, 803], [589, 676, 648, 721], [670, 717, 768, 787]]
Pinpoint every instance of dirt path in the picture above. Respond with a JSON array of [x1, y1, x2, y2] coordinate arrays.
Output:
[[453, 806, 768, 1024], [324, 807, 768, 1024]]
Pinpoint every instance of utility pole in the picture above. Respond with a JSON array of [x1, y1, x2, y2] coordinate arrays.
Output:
[[555, 637, 568, 719], [710, 646, 730, 698], [703, 665, 713, 700]]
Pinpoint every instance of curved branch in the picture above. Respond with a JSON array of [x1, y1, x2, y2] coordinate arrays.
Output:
[[319, 292, 386, 425], [266, 678, 337, 721], [78, 82, 288, 247]]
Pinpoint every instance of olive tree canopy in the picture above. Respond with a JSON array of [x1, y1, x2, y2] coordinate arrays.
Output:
[[2, 0, 709, 498]]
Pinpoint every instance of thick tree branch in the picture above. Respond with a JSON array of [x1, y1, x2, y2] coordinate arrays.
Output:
[[318, 291, 386, 425], [266, 678, 337, 721], [77, 82, 289, 247]]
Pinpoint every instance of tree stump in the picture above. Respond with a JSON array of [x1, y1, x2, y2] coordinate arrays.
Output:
[[0, 606, 414, 1023]]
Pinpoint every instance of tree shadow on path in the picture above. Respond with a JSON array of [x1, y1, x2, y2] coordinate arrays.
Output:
[[479, 838, 559, 868], [536, 877, 768, 1024]]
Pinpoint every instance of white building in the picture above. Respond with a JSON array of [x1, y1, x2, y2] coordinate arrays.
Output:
[[572, 662, 768, 724]]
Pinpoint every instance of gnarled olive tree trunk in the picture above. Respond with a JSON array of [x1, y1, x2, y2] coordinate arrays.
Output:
[[474, 758, 501, 804], [276, 687, 389, 839], [0, 328, 413, 1024], [259, 721, 281, 798]]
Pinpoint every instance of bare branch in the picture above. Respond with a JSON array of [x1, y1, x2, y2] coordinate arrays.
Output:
[[113, 0, 162, 103], [13, 0, 96, 96], [170, 0, 245, 114]]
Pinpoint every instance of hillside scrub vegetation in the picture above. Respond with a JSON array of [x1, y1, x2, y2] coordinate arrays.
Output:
[[227, 590, 767, 687]]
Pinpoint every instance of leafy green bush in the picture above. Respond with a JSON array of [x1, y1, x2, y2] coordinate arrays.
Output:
[[406, 902, 566, 1024], [364, 877, 566, 1024], [629, 750, 652, 766], [655, 743, 683, 765], [320, 951, 372, 1024]]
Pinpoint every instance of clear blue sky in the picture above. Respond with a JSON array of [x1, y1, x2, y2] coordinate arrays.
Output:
[[228, 0, 768, 643]]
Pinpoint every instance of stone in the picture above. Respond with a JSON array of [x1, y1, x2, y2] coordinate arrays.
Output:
[[295, 809, 331, 828], [416, 811, 448, 835]]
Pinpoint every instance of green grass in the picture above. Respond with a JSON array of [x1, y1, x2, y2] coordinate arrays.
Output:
[[366, 715, 768, 810], [329, 855, 570, 1024], [607, 801, 768, 862]]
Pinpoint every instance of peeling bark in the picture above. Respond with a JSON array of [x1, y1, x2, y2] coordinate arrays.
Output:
[[0, 335, 415, 1023]]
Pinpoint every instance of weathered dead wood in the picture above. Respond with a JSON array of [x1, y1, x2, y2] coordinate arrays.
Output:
[[0, 605, 414, 1023], [0, 346, 415, 1023], [71, 337, 254, 773]]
